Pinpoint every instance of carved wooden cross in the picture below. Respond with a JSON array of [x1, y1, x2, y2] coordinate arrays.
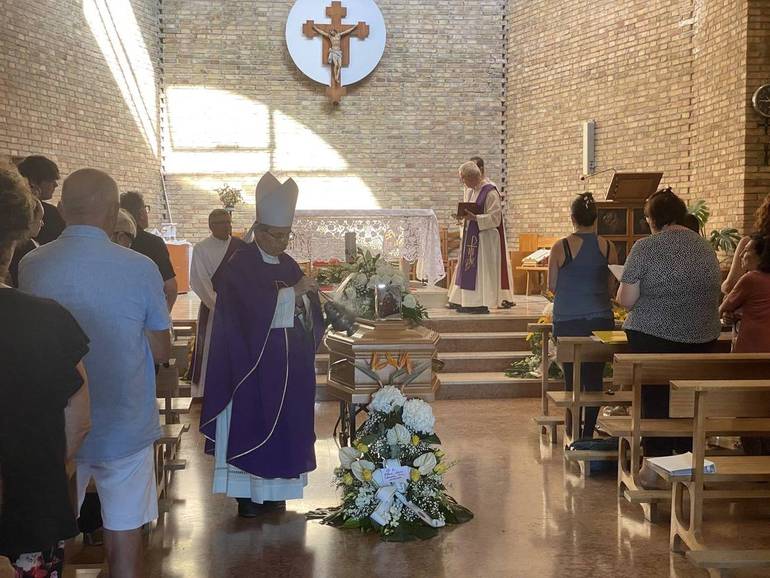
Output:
[[303, 1, 370, 104]]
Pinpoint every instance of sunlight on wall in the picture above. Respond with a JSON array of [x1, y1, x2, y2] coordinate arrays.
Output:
[[163, 86, 378, 209], [83, 0, 158, 155]]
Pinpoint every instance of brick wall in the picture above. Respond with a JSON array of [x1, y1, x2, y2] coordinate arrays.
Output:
[[0, 0, 162, 211], [161, 0, 506, 242], [505, 0, 766, 247], [691, 0, 748, 233], [505, 0, 698, 245], [745, 0, 770, 231]]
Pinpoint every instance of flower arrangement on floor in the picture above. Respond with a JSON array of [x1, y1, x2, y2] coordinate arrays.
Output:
[[313, 386, 472, 541], [334, 249, 428, 324]]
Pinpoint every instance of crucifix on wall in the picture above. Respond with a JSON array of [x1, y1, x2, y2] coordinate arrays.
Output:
[[302, 1, 370, 104]]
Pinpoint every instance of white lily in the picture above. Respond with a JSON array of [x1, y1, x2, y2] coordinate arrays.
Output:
[[351, 459, 376, 482], [413, 452, 438, 475], [386, 423, 411, 446], [339, 446, 362, 469]]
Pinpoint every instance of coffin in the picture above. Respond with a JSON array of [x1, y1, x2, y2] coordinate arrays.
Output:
[[324, 319, 440, 405]]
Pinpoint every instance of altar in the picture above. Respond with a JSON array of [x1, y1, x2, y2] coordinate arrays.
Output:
[[287, 209, 446, 286]]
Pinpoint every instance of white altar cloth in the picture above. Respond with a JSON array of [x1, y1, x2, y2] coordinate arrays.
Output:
[[287, 209, 445, 286]]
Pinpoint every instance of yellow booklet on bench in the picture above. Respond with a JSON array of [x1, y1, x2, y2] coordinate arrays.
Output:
[[592, 331, 627, 344]]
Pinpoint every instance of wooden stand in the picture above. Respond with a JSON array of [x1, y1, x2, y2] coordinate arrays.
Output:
[[594, 172, 661, 263]]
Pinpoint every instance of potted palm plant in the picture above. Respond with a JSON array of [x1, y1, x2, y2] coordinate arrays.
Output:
[[687, 200, 741, 269]]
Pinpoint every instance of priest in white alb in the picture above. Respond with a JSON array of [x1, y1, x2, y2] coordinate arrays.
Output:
[[448, 160, 514, 314], [200, 173, 324, 518], [189, 209, 244, 398]]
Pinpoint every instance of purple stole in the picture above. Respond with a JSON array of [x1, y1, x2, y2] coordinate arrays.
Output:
[[190, 237, 243, 385], [455, 184, 511, 291], [200, 242, 324, 479]]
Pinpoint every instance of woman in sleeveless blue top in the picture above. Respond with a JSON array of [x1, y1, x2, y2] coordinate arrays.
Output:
[[548, 193, 618, 439]]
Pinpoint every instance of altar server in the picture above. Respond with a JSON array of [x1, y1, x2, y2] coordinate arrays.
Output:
[[200, 172, 324, 518], [448, 161, 513, 313], [189, 209, 244, 397]]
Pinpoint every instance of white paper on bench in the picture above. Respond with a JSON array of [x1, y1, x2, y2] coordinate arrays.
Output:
[[608, 264, 625, 281], [646, 452, 716, 476]]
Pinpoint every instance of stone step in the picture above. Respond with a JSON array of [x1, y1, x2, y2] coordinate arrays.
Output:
[[438, 350, 529, 372], [413, 286, 448, 309], [314, 373, 545, 401], [436, 372, 541, 400], [315, 349, 530, 374], [438, 331, 530, 352], [423, 313, 537, 333]]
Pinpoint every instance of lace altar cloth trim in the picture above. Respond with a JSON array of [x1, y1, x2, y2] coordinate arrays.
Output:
[[287, 210, 445, 286]]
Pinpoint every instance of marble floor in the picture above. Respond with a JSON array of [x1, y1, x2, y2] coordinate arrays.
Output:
[[70, 400, 770, 577]]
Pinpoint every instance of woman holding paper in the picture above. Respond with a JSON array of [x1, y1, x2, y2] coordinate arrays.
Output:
[[616, 188, 721, 487], [549, 192, 617, 440]]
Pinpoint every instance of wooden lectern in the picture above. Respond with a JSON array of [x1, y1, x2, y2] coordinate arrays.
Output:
[[594, 172, 662, 263]]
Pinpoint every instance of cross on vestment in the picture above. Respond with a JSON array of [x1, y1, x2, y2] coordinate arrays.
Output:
[[302, 0, 370, 104], [464, 235, 479, 271]]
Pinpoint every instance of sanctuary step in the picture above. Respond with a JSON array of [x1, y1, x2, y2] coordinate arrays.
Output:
[[314, 350, 531, 374], [315, 298, 549, 400]]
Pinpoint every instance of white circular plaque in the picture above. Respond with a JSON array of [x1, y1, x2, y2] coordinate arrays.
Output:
[[285, 0, 386, 87]]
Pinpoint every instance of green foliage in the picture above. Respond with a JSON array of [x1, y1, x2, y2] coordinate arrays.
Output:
[[314, 262, 353, 285], [709, 228, 741, 254], [687, 199, 710, 231], [214, 184, 243, 208]]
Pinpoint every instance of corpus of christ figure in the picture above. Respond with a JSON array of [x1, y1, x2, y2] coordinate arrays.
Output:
[[312, 23, 359, 85]]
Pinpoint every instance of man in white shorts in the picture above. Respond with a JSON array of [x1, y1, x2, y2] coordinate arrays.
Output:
[[21, 169, 171, 578]]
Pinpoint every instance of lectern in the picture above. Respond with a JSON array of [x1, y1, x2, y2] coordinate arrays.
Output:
[[594, 172, 662, 263]]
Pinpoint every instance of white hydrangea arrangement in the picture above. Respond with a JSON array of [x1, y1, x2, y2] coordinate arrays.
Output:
[[317, 386, 473, 541], [334, 250, 428, 324]]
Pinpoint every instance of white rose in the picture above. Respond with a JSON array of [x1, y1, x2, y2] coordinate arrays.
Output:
[[339, 446, 362, 469], [402, 398, 436, 434], [386, 423, 411, 446], [413, 452, 437, 475], [402, 294, 418, 309], [369, 385, 407, 413]]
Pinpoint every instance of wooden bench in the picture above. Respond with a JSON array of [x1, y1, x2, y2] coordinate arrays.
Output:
[[597, 352, 770, 522], [549, 336, 630, 476], [658, 380, 770, 577], [155, 423, 189, 508], [156, 396, 193, 422], [530, 323, 564, 444], [156, 363, 183, 424]]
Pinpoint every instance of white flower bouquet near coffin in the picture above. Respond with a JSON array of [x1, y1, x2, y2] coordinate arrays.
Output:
[[333, 249, 428, 324], [310, 386, 473, 541]]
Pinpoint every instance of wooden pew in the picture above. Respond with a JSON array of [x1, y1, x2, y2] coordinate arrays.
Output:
[[597, 352, 770, 522], [155, 423, 189, 509], [530, 323, 564, 444], [656, 380, 770, 577], [549, 336, 631, 475]]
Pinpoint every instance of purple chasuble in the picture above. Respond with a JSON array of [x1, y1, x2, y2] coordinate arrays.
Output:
[[200, 242, 324, 479], [191, 237, 245, 385]]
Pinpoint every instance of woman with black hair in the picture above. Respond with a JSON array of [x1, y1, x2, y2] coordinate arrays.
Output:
[[16, 155, 65, 245], [0, 165, 91, 577], [617, 187, 722, 487], [548, 192, 618, 439]]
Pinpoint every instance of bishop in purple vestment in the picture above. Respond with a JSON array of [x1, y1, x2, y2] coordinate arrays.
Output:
[[200, 173, 324, 517]]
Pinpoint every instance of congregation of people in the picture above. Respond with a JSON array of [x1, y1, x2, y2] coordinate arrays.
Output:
[[0, 157, 324, 578], [3, 151, 770, 578], [548, 187, 770, 487]]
